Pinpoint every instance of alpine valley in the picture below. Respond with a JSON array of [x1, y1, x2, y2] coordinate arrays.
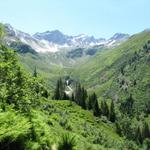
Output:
[[0, 23, 150, 150]]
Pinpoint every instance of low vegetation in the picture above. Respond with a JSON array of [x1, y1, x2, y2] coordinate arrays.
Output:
[[0, 25, 150, 150]]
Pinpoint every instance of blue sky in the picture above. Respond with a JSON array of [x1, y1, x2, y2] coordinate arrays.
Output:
[[0, 0, 149, 38]]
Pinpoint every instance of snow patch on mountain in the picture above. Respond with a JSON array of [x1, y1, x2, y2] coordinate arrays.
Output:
[[3, 24, 130, 53]]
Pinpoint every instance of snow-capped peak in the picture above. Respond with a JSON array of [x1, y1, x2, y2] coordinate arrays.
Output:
[[3, 23, 130, 53]]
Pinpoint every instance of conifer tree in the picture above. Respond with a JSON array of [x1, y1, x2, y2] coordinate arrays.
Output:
[[33, 66, 37, 77], [59, 78, 65, 99], [71, 93, 74, 102], [53, 78, 66, 100], [101, 100, 109, 117], [74, 83, 87, 109], [88, 95, 93, 110], [143, 122, 150, 139], [80, 87, 87, 109], [120, 94, 134, 116], [74, 83, 81, 105], [136, 126, 143, 144], [92, 93, 101, 117], [115, 122, 122, 136], [109, 100, 116, 122], [53, 79, 60, 100]]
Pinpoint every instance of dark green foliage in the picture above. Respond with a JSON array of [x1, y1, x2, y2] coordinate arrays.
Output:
[[143, 44, 148, 50], [144, 138, 150, 150], [124, 140, 139, 150], [116, 118, 150, 145], [0, 45, 25, 107], [27, 110, 37, 141], [0, 27, 150, 150], [53, 79, 61, 100], [120, 65, 125, 75], [40, 86, 49, 98], [33, 66, 37, 77], [144, 100, 150, 115], [85, 48, 98, 55], [142, 122, 150, 140], [53, 78, 66, 100], [120, 94, 134, 116], [63, 92, 70, 100], [133, 79, 136, 86], [87, 95, 93, 110], [101, 100, 109, 118], [143, 41, 150, 53], [80, 87, 87, 109], [116, 116, 136, 140], [0, 44, 48, 110], [128, 51, 140, 65], [74, 83, 87, 109], [58, 134, 76, 150], [9, 41, 36, 54], [109, 100, 116, 122], [71, 93, 75, 101], [93, 98, 100, 116], [115, 122, 122, 136], [135, 126, 143, 144], [53, 78, 89, 110], [0, 136, 26, 150], [89, 93, 101, 117], [66, 48, 83, 58]]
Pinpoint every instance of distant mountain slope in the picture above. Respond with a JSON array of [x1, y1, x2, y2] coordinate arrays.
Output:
[[34, 31, 129, 48], [17, 30, 149, 97], [3, 23, 129, 53], [0, 43, 127, 150], [72, 30, 150, 111]]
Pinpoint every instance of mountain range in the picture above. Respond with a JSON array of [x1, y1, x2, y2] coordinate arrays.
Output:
[[0, 22, 150, 150], [4, 24, 129, 53]]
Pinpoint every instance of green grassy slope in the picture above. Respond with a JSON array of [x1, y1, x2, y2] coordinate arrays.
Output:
[[18, 30, 150, 110], [0, 44, 118, 150], [18, 50, 96, 93], [18, 52, 71, 92], [1, 99, 136, 150], [72, 31, 150, 86], [1, 26, 150, 150], [72, 31, 150, 105]]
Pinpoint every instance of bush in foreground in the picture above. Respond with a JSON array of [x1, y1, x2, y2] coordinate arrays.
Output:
[[58, 134, 76, 150]]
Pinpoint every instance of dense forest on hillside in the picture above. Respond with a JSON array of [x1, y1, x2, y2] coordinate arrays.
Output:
[[0, 25, 150, 150]]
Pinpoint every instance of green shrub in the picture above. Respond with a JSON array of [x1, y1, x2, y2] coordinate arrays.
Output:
[[58, 134, 76, 150], [0, 135, 26, 150]]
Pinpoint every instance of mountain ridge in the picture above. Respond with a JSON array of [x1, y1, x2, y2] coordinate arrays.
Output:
[[3, 23, 129, 53], [0, 24, 150, 150]]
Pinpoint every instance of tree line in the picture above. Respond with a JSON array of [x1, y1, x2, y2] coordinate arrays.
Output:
[[53, 78, 116, 122]]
